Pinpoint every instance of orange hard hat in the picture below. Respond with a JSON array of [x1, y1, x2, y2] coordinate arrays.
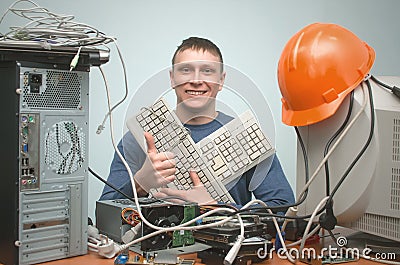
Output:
[[277, 23, 375, 126]]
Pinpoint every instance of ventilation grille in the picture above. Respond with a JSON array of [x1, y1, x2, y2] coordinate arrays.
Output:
[[351, 213, 400, 241], [22, 70, 82, 109], [394, 119, 400, 162], [44, 121, 85, 175], [392, 168, 400, 210]]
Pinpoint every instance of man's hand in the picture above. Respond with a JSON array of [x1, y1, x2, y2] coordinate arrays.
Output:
[[134, 132, 176, 192], [154, 171, 216, 205]]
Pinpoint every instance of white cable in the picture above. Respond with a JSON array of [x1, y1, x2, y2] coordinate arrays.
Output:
[[0, 0, 113, 47], [87, 242, 99, 252], [298, 196, 330, 258], [96, 38, 129, 134]]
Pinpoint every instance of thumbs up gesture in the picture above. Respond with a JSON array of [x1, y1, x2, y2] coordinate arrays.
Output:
[[134, 132, 176, 192]]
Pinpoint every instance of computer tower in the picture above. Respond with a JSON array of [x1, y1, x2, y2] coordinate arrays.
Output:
[[0, 43, 109, 265]]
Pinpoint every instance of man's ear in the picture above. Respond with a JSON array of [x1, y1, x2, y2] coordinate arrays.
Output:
[[218, 71, 226, 91], [169, 68, 175, 89]]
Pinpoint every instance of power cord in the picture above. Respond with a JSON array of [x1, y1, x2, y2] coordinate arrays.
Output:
[[371, 75, 400, 99]]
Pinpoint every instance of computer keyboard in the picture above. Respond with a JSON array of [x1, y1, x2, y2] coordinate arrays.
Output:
[[197, 110, 275, 185], [126, 98, 235, 204], [127, 98, 275, 204]]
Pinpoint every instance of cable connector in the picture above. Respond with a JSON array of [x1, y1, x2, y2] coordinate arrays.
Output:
[[392, 86, 400, 99], [223, 235, 245, 265], [70, 46, 82, 71], [285, 206, 298, 218], [69, 53, 80, 71], [319, 200, 337, 231], [96, 124, 105, 134], [281, 206, 298, 232], [121, 223, 141, 244], [97, 238, 121, 259]]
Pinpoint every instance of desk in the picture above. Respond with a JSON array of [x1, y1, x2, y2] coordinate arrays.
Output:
[[37, 250, 381, 265]]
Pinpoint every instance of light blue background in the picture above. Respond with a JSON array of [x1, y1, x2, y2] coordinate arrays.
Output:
[[1, 0, 399, 221]]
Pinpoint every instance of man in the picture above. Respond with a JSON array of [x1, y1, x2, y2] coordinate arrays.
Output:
[[100, 37, 294, 207]]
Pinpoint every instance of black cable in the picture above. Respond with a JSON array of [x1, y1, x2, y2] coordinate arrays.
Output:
[[371, 75, 393, 90], [371, 75, 400, 99], [319, 81, 374, 231], [319, 91, 354, 231], [88, 166, 134, 201], [323, 90, 355, 196], [294, 126, 310, 206], [327, 79, 375, 206]]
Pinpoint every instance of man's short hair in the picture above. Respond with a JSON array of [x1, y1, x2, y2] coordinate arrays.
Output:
[[172, 37, 224, 69]]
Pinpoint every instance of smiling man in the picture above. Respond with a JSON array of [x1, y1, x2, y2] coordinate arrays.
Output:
[[100, 37, 294, 208], [170, 39, 225, 125]]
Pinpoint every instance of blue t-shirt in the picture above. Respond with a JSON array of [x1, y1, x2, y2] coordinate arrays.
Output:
[[100, 112, 295, 207]]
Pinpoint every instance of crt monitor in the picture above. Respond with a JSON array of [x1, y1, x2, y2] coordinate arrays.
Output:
[[295, 76, 400, 244]]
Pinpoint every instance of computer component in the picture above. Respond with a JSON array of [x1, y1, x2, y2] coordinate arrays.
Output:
[[96, 199, 138, 243], [140, 203, 199, 252], [197, 236, 273, 265], [96, 199, 210, 257], [0, 43, 109, 265], [197, 109, 275, 185], [95, 198, 156, 243], [295, 76, 400, 246], [193, 217, 271, 246], [126, 98, 235, 204]]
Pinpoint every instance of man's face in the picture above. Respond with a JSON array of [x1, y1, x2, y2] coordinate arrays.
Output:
[[170, 49, 225, 112]]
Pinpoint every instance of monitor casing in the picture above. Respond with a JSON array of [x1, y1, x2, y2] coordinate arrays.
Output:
[[296, 76, 400, 243]]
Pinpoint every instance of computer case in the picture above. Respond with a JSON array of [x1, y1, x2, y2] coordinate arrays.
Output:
[[0, 43, 109, 265]]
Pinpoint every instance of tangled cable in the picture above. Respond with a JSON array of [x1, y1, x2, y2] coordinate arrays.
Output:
[[0, 0, 114, 48]]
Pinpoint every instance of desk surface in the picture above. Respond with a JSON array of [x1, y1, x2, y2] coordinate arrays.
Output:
[[36, 249, 381, 265]]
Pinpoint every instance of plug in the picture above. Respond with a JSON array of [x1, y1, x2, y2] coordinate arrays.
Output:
[[392, 86, 400, 99], [281, 206, 298, 231], [319, 200, 337, 231], [223, 235, 245, 265], [97, 238, 121, 259], [69, 53, 80, 71], [122, 223, 141, 244], [96, 124, 105, 134], [285, 206, 298, 218]]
